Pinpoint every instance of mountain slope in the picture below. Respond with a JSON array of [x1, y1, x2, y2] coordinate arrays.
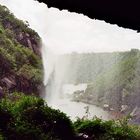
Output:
[[56, 49, 140, 124], [0, 5, 43, 97]]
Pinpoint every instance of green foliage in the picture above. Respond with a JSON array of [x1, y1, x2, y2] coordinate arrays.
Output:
[[0, 106, 12, 132], [17, 64, 43, 83], [67, 49, 140, 111], [0, 134, 4, 140], [74, 117, 140, 140], [0, 21, 42, 76], [0, 4, 43, 95], [0, 5, 39, 41], [0, 94, 75, 140], [0, 94, 139, 140]]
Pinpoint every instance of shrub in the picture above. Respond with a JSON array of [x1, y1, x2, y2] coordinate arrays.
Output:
[[0, 93, 140, 140], [0, 94, 75, 140], [0, 105, 12, 132], [74, 117, 140, 140], [13, 95, 75, 140], [0, 134, 4, 140]]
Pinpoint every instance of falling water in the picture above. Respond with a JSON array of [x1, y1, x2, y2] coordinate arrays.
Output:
[[41, 46, 112, 120], [2, 0, 140, 121]]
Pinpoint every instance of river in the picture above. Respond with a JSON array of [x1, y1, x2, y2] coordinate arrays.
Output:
[[47, 84, 110, 120]]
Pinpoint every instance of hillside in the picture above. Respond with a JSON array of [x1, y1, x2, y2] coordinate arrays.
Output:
[[0, 5, 43, 97], [56, 49, 140, 124], [0, 4, 139, 140]]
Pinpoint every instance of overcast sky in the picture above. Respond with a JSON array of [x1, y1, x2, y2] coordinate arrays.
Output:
[[0, 0, 140, 54]]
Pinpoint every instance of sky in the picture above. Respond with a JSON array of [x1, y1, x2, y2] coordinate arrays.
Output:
[[0, 0, 140, 54]]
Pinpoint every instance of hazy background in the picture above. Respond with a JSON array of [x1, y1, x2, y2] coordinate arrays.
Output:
[[0, 0, 140, 54], [1, 0, 140, 121]]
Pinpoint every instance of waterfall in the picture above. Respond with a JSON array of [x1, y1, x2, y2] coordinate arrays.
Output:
[[2, 0, 140, 120], [42, 44, 73, 105], [42, 44, 56, 104]]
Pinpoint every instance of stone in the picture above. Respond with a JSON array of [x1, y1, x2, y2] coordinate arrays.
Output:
[[121, 105, 128, 113], [103, 104, 110, 110], [0, 86, 3, 94], [1, 77, 16, 89]]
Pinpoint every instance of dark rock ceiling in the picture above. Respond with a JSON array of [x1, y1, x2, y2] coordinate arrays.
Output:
[[38, 0, 140, 32]]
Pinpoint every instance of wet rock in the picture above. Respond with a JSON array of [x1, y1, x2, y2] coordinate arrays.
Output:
[[25, 33, 30, 37], [0, 5, 42, 97], [110, 108, 115, 111], [130, 106, 138, 117], [121, 105, 128, 113], [1, 77, 16, 89], [32, 44, 41, 56], [0, 86, 3, 97], [76, 133, 94, 140], [27, 39, 33, 49], [130, 107, 140, 124], [18, 32, 24, 40], [103, 104, 110, 111]]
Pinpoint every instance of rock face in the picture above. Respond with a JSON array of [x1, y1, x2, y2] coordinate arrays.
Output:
[[0, 5, 44, 96], [61, 50, 140, 124]]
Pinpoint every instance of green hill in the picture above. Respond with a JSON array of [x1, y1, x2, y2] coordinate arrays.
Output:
[[0, 5, 43, 97], [57, 50, 140, 124], [77, 50, 140, 110]]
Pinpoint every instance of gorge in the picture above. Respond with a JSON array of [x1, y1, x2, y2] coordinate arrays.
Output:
[[0, 1, 140, 140], [1, 0, 140, 123]]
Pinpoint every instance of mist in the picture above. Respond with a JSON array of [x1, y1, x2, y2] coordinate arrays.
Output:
[[1, 0, 140, 120], [1, 0, 140, 54]]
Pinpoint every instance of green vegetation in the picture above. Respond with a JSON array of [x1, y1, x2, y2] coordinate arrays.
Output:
[[0, 4, 139, 140], [58, 50, 140, 122], [0, 5, 39, 41], [74, 117, 140, 140], [0, 93, 75, 140], [0, 5, 43, 96], [83, 50, 140, 111], [0, 94, 139, 140]]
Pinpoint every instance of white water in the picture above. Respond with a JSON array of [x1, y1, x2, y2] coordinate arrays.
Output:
[[2, 0, 139, 120], [48, 84, 110, 120], [43, 50, 111, 120], [41, 20, 112, 120], [49, 98, 110, 120]]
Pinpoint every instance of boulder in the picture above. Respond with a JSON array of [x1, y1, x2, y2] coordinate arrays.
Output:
[[130, 107, 140, 124], [76, 133, 92, 140], [103, 104, 110, 111], [1, 77, 16, 89]]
